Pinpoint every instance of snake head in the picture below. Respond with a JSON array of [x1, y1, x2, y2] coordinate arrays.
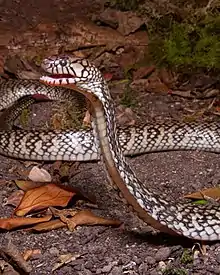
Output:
[[40, 55, 103, 86]]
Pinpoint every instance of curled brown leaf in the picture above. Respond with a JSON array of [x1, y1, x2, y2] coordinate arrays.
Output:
[[0, 215, 52, 230], [15, 183, 76, 216]]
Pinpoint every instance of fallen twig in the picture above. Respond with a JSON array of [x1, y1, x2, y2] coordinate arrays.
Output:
[[0, 238, 32, 274]]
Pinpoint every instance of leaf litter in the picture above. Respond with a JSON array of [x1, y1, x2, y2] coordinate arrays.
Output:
[[1, 175, 121, 232]]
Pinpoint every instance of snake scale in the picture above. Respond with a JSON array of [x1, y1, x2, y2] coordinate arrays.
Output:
[[38, 55, 220, 241], [0, 80, 219, 161], [0, 56, 219, 241]]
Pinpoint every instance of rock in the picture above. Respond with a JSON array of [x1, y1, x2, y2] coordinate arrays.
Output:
[[158, 261, 167, 271], [155, 247, 171, 262], [216, 252, 220, 264], [110, 266, 123, 275], [122, 260, 136, 271], [99, 9, 145, 36], [144, 256, 156, 265], [49, 247, 59, 256], [130, 71, 170, 94], [99, 8, 119, 29], [213, 267, 220, 274], [117, 11, 145, 36], [150, 270, 161, 275], [97, 261, 118, 274], [139, 263, 149, 274], [133, 66, 156, 80]]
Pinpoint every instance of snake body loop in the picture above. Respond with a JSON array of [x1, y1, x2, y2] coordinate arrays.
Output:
[[0, 81, 219, 162], [39, 55, 220, 241]]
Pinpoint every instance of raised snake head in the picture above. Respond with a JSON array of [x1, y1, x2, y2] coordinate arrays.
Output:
[[40, 55, 103, 86]]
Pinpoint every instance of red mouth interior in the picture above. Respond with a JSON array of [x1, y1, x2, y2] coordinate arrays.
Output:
[[49, 74, 74, 79]]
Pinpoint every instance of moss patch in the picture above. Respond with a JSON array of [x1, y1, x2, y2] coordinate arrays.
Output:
[[180, 249, 193, 264], [149, 14, 220, 70], [19, 108, 31, 128]]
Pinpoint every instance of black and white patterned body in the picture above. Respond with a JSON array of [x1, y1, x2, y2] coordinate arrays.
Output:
[[40, 55, 220, 241], [0, 81, 219, 161]]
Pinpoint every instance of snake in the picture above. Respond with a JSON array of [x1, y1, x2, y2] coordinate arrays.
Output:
[[0, 61, 219, 240], [0, 96, 38, 130], [0, 80, 219, 161], [36, 54, 220, 241]]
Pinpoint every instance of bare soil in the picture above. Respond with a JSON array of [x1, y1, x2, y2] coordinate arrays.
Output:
[[0, 1, 220, 275]]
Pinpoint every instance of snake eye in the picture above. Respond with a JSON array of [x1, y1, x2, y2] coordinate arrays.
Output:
[[59, 59, 68, 66]]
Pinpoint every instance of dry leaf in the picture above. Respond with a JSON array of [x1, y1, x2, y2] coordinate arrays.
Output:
[[17, 169, 30, 178], [15, 183, 76, 216], [116, 105, 136, 126], [49, 207, 78, 231], [28, 166, 52, 182], [0, 215, 52, 230], [82, 110, 91, 126], [184, 187, 220, 200], [23, 161, 39, 168], [23, 249, 41, 261], [31, 209, 121, 232], [30, 219, 66, 232], [49, 207, 78, 218], [66, 210, 122, 229], [50, 207, 121, 231], [52, 161, 62, 172], [52, 253, 81, 271], [15, 180, 45, 191], [133, 65, 155, 80], [3, 190, 24, 207]]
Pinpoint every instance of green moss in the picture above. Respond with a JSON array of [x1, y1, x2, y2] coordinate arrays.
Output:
[[149, 14, 220, 70], [105, 0, 142, 11], [120, 84, 137, 108], [19, 108, 30, 127], [180, 249, 193, 264]]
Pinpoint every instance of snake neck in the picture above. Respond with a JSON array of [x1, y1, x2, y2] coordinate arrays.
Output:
[[71, 80, 220, 241], [75, 80, 178, 235]]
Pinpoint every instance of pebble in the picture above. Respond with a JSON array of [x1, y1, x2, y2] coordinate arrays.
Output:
[[144, 256, 156, 265], [155, 247, 171, 261], [118, 254, 130, 264], [206, 265, 220, 274], [133, 255, 142, 265], [150, 270, 160, 275], [82, 269, 93, 275], [110, 266, 123, 275], [49, 247, 59, 256], [123, 261, 136, 271], [96, 261, 118, 274], [139, 263, 149, 274], [213, 267, 220, 274], [158, 261, 166, 271], [84, 260, 94, 270]]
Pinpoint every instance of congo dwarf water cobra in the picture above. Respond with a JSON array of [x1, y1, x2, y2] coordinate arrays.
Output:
[[0, 80, 219, 161], [37, 54, 220, 241]]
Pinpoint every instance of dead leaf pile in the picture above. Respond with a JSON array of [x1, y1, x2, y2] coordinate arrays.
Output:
[[0, 179, 121, 232]]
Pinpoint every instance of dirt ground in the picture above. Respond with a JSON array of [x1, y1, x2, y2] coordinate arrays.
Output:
[[0, 1, 220, 275]]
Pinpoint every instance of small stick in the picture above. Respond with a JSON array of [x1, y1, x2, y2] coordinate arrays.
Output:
[[0, 237, 32, 274]]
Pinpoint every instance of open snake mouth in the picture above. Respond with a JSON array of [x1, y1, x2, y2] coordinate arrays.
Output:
[[40, 74, 76, 86]]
